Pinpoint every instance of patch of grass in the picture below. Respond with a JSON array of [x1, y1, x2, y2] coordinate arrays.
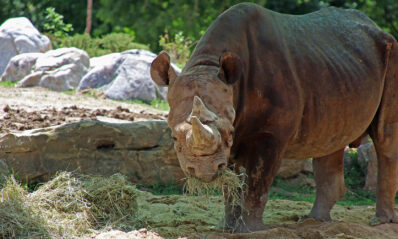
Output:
[[62, 89, 76, 95], [120, 98, 170, 111], [56, 33, 149, 57], [0, 81, 17, 88], [269, 175, 316, 203], [140, 180, 182, 195], [8, 169, 43, 193]]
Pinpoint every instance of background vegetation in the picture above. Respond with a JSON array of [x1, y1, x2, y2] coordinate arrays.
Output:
[[0, 0, 397, 61]]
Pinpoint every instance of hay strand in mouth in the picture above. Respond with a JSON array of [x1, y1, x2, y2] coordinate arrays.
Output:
[[183, 168, 246, 207]]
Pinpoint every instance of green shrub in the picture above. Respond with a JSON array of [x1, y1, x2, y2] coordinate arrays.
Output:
[[344, 150, 366, 190], [56, 33, 149, 57], [43, 7, 73, 38], [159, 31, 192, 68], [100, 33, 149, 53]]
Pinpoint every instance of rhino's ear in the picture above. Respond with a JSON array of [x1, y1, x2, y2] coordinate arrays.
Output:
[[150, 51, 178, 86], [218, 52, 243, 85]]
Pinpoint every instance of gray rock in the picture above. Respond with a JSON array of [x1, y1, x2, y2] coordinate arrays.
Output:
[[278, 159, 311, 178], [1, 53, 42, 82], [0, 120, 184, 186], [0, 160, 9, 186], [9, 47, 90, 91], [357, 142, 378, 192], [78, 49, 177, 101], [0, 17, 51, 76]]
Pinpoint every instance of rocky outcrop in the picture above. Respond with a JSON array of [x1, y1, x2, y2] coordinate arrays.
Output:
[[0, 119, 310, 186], [0, 160, 9, 185], [0, 17, 51, 76], [0, 120, 183, 186], [357, 142, 377, 192], [1, 48, 90, 91], [77, 49, 176, 101], [278, 159, 312, 178]]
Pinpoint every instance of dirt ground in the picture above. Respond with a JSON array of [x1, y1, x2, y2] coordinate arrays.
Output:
[[0, 86, 166, 134], [1, 86, 398, 239]]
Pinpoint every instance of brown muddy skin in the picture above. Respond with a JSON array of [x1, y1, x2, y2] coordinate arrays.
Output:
[[151, 3, 398, 233]]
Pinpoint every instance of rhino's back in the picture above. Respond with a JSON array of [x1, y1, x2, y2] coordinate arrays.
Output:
[[278, 8, 394, 158]]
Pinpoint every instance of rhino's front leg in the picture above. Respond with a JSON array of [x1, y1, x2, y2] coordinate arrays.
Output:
[[223, 141, 283, 233]]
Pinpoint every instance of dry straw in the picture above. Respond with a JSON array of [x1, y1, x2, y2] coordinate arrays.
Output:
[[184, 168, 246, 208], [0, 172, 139, 238], [0, 176, 49, 238]]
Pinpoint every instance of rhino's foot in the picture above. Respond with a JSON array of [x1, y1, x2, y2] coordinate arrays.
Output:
[[223, 216, 267, 233], [370, 214, 398, 226], [300, 211, 332, 222]]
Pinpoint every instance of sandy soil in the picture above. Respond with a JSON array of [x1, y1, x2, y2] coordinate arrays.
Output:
[[1, 86, 398, 239]]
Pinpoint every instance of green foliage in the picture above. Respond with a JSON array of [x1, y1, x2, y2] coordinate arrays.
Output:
[[0, 1, 397, 55], [42, 7, 73, 38], [122, 98, 170, 111], [9, 169, 42, 193], [159, 31, 193, 68], [98, 33, 149, 53], [270, 175, 316, 203], [344, 151, 365, 190], [325, 0, 398, 39], [141, 180, 182, 195], [0, 81, 17, 88], [61, 89, 76, 95], [56, 33, 149, 57], [57, 34, 106, 57]]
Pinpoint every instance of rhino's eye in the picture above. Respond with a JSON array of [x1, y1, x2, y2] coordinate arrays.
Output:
[[172, 136, 177, 141]]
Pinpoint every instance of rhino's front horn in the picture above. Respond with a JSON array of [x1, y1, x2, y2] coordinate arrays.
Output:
[[190, 96, 217, 122], [187, 116, 221, 155]]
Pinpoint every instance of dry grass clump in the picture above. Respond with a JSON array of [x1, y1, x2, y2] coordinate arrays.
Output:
[[82, 173, 138, 230], [0, 177, 49, 238], [28, 172, 93, 237], [184, 168, 246, 207], [0, 172, 139, 238]]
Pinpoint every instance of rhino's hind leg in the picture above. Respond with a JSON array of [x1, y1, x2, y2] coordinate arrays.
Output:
[[369, 122, 398, 225], [369, 41, 398, 225], [307, 148, 346, 221]]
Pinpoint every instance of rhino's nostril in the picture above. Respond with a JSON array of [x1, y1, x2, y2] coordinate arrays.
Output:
[[218, 163, 226, 171], [187, 166, 195, 176]]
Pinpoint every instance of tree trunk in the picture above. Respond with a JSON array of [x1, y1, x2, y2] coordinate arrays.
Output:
[[84, 0, 93, 34]]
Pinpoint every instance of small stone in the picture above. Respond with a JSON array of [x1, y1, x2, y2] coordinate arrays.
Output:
[[3, 105, 10, 112]]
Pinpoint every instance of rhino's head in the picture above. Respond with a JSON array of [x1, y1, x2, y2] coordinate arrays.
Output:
[[150, 51, 242, 182]]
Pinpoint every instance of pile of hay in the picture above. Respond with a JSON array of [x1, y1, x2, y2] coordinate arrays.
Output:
[[0, 177, 49, 238], [82, 174, 138, 230], [0, 172, 139, 238]]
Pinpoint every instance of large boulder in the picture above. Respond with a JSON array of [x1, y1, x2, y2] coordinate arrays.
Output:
[[0, 160, 9, 186], [0, 17, 51, 76], [0, 118, 310, 186], [357, 142, 378, 192], [0, 53, 42, 82], [77, 49, 177, 101], [2, 47, 90, 91], [0, 120, 183, 186], [278, 159, 311, 178]]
